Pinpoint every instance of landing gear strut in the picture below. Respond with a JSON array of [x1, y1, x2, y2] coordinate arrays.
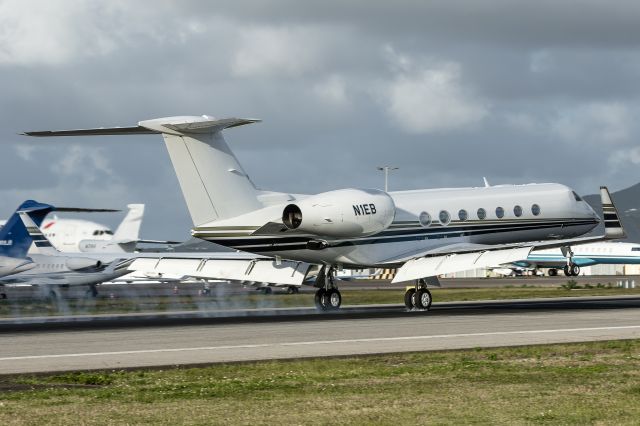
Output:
[[86, 284, 99, 298], [314, 266, 341, 311], [404, 279, 433, 311]]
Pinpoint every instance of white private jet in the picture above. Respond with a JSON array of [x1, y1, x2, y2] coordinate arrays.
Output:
[[41, 204, 178, 253], [25, 115, 624, 310]]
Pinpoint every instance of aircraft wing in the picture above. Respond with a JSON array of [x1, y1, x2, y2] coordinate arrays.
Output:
[[391, 186, 624, 283], [128, 255, 312, 286]]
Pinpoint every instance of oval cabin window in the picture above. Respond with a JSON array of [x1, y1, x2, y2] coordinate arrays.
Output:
[[439, 210, 451, 226], [419, 211, 432, 227]]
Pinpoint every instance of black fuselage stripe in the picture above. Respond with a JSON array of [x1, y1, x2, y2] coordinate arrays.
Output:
[[210, 220, 596, 251]]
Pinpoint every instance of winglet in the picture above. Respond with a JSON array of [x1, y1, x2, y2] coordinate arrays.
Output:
[[600, 186, 625, 239]]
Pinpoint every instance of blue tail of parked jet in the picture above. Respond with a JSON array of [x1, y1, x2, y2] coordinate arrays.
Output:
[[0, 200, 54, 258]]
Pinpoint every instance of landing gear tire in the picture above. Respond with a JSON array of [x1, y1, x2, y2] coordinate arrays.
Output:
[[0, 293, 6, 300], [404, 288, 416, 310], [86, 285, 98, 298], [261, 287, 272, 295], [548, 268, 558, 277], [414, 288, 432, 311], [324, 288, 342, 310], [563, 265, 571, 276], [570, 265, 580, 276], [315, 288, 328, 310], [286, 286, 299, 294]]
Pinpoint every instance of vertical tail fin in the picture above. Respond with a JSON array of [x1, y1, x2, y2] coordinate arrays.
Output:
[[18, 210, 59, 255], [113, 204, 144, 242], [24, 116, 264, 226], [0, 200, 54, 258]]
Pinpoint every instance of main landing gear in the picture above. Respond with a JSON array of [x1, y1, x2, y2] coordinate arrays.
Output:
[[404, 279, 433, 311], [563, 264, 580, 277], [314, 266, 341, 311]]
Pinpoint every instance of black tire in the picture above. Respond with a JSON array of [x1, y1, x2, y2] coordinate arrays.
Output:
[[86, 285, 98, 298], [404, 288, 416, 309], [0, 293, 7, 300], [415, 288, 433, 311], [563, 265, 571, 276], [324, 288, 342, 310], [314, 288, 328, 311], [571, 265, 580, 276], [548, 268, 558, 277], [287, 286, 299, 294], [262, 287, 272, 295]]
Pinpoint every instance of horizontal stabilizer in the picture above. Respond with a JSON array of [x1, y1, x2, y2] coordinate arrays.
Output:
[[162, 118, 261, 134], [23, 126, 157, 137], [55, 207, 120, 213]]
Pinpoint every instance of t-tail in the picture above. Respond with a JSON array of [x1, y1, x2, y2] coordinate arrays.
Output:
[[0, 200, 54, 258], [24, 116, 264, 226], [17, 207, 59, 256]]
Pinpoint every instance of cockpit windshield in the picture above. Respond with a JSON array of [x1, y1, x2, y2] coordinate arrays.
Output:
[[572, 191, 582, 202]]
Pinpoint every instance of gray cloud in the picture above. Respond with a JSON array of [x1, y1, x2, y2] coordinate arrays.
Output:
[[1, 0, 640, 240]]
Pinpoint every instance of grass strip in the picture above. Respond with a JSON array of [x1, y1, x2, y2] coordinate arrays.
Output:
[[1, 340, 639, 425]]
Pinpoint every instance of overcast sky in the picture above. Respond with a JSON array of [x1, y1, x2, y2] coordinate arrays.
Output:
[[1, 0, 640, 240]]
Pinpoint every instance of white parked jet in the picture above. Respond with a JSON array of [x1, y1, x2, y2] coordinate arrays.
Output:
[[520, 241, 640, 276], [25, 115, 624, 310]]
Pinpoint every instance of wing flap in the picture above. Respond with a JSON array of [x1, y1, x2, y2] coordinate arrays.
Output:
[[128, 257, 310, 286], [392, 246, 533, 283]]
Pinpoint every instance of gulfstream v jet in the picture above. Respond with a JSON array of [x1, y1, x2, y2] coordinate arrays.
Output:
[[25, 116, 625, 311]]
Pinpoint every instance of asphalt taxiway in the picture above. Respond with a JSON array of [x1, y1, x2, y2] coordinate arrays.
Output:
[[1, 295, 639, 374]]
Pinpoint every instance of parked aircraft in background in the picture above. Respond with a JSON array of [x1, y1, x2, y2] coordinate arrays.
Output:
[[0, 201, 45, 286], [0, 204, 134, 298], [518, 241, 640, 276], [1, 200, 312, 299], [3, 204, 178, 253], [25, 115, 624, 311]]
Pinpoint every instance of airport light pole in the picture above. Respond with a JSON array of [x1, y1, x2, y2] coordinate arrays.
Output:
[[377, 166, 398, 192]]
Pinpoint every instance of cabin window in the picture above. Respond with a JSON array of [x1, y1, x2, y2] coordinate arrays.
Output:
[[514, 205, 523, 217], [458, 209, 468, 221], [439, 210, 451, 226], [418, 211, 432, 227], [495, 207, 505, 219], [632, 247, 640, 251], [477, 208, 486, 220], [531, 204, 541, 216]]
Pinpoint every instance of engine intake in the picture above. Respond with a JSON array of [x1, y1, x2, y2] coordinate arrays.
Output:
[[281, 188, 395, 238]]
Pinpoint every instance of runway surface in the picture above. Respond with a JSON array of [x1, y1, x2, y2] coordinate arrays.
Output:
[[1, 295, 640, 374]]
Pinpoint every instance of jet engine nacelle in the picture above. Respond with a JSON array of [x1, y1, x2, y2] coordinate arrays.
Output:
[[282, 188, 395, 238], [0, 256, 35, 276], [65, 257, 102, 271]]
